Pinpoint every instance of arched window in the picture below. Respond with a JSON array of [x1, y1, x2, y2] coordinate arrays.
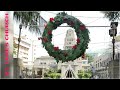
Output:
[[65, 70, 75, 78]]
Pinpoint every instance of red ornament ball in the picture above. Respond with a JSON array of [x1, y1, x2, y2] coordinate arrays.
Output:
[[54, 47, 59, 51], [70, 21, 74, 26], [48, 30, 52, 35], [63, 18, 67, 22], [72, 45, 77, 49], [82, 54, 85, 59], [80, 25, 86, 30], [43, 37, 48, 42], [64, 52, 68, 57], [50, 18, 54, 22], [77, 38, 80, 43]]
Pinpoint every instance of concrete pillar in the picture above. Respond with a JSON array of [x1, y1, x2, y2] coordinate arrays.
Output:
[[108, 60, 119, 79]]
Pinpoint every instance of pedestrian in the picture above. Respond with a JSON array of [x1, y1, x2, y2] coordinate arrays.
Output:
[[19, 75, 22, 79], [90, 75, 94, 79]]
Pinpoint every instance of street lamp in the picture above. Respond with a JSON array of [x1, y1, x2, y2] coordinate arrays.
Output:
[[16, 24, 22, 78], [109, 22, 118, 61], [17, 24, 22, 59], [109, 22, 118, 79]]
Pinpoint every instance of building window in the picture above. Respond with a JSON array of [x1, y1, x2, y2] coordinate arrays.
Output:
[[104, 62, 105, 66], [82, 61, 86, 64], [84, 66, 87, 69], [69, 42, 71, 44], [98, 63, 99, 67], [100, 62, 102, 67]]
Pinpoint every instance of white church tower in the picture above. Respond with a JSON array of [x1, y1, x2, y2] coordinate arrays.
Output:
[[58, 29, 90, 79], [63, 29, 76, 50], [60, 29, 79, 79]]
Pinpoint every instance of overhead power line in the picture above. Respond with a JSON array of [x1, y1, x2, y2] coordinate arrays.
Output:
[[53, 42, 111, 45], [85, 17, 103, 25], [89, 42, 110, 44], [21, 24, 111, 27], [46, 11, 105, 18]]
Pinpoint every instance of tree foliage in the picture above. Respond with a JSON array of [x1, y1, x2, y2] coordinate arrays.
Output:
[[101, 11, 120, 21], [13, 11, 42, 35], [78, 70, 92, 79], [44, 69, 61, 79], [13, 40, 18, 55], [57, 69, 61, 73], [86, 54, 94, 63]]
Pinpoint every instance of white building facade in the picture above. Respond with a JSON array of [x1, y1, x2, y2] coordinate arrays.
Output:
[[33, 56, 57, 78], [13, 34, 31, 66]]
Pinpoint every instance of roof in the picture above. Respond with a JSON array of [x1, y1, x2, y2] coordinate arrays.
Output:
[[40, 16, 47, 23], [36, 56, 55, 60]]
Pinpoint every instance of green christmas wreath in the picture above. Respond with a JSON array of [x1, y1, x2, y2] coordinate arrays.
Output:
[[42, 12, 90, 63]]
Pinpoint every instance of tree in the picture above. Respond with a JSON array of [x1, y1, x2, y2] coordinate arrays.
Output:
[[78, 70, 84, 78], [44, 69, 61, 79], [86, 54, 94, 63], [101, 11, 120, 21], [57, 69, 61, 73], [13, 12, 43, 70], [78, 70, 92, 79], [13, 11, 42, 35], [13, 40, 18, 56]]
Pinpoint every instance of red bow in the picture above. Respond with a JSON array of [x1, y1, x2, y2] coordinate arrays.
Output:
[[72, 45, 77, 49], [54, 47, 59, 51], [77, 38, 80, 43], [50, 18, 54, 22], [80, 25, 86, 30]]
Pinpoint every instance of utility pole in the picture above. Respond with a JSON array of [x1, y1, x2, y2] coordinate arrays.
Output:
[[17, 24, 22, 78], [17, 24, 22, 59]]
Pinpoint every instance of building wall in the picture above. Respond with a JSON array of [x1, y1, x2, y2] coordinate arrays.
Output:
[[31, 16, 47, 62], [81, 60, 90, 71], [34, 56, 57, 69], [13, 34, 31, 69], [93, 54, 110, 78], [93, 52, 120, 79]]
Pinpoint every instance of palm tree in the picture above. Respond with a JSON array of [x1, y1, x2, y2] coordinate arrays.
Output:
[[101, 11, 120, 21], [13, 11, 42, 35], [13, 11, 43, 78]]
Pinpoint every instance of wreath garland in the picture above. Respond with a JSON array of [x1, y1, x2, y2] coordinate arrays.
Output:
[[42, 12, 90, 63]]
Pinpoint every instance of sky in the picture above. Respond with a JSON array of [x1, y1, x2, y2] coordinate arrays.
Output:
[[1, 11, 120, 59], [40, 11, 120, 54]]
